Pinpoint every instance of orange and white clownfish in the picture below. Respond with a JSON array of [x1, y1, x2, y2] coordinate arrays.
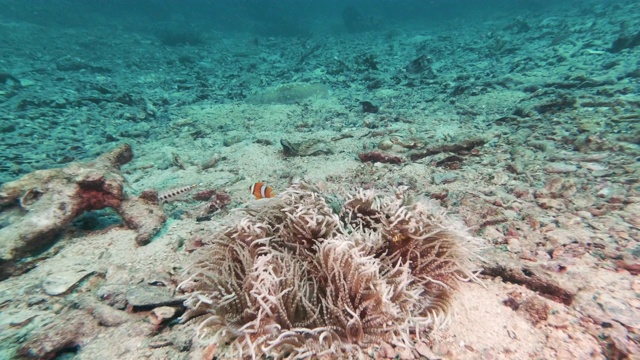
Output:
[[250, 181, 275, 199]]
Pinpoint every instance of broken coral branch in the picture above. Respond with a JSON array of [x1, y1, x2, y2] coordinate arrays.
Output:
[[409, 137, 487, 161], [358, 151, 403, 164]]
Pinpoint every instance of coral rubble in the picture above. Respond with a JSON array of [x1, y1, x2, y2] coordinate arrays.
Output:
[[179, 183, 480, 359], [0, 144, 166, 271], [358, 151, 403, 164]]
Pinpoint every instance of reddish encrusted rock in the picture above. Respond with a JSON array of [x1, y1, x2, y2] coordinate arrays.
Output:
[[193, 189, 217, 201], [518, 296, 550, 325], [0, 144, 166, 268], [207, 191, 231, 213]]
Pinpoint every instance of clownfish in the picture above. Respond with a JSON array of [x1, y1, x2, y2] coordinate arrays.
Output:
[[250, 181, 275, 199]]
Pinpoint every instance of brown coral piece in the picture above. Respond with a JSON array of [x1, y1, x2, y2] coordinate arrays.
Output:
[[193, 189, 217, 201], [482, 263, 575, 305], [518, 296, 550, 325], [614, 261, 640, 275], [0, 144, 166, 270], [358, 151, 403, 164]]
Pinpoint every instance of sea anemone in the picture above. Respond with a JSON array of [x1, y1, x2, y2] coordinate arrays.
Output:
[[178, 182, 481, 359]]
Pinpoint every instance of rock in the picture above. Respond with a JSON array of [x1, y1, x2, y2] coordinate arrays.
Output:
[[575, 211, 592, 219], [581, 162, 607, 172], [512, 187, 531, 199], [544, 163, 578, 173], [378, 139, 393, 150], [0, 144, 166, 267], [571, 194, 596, 208], [42, 269, 94, 296], [632, 278, 640, 294], [603, 321, 640, 355], [5, 310, 39, 329], [90, 303, 130, 327], [507, 160, 525, 174], [556, 348, 575, 360], [118, 195, 167, 246], [280, 138, 333, 157], [148, 338, 173, 349], [431, 342, 455, 358], [149, 306, 177, 325], [545, 228, 582, 247], [396, 347, 414, 359], [415, 341, 437, 358], [97, 284, 128, 309], [491, 171, 509, 185], [433, 172, 458, 185], [75, 296, 130, 327], [378, 341, 395, 359], [536, 198, 565, 211], [596, 187, 613, 198], [596, 293, 640, 328], [222, 134, 243, 147], [17, 311, 98, 359], [547, 313, 570, 329], [126, 285, 182, 309], [506, 238, 522, 253], [518, 296, 549, 325]]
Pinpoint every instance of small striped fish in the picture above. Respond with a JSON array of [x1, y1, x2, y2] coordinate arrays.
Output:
[[159, 184, 198, 203]]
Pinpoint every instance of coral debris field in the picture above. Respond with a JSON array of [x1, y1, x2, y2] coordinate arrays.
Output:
[[0, 0, 639, 359]]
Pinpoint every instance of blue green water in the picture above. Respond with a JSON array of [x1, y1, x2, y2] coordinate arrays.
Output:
[[0, 0, 639, 359]]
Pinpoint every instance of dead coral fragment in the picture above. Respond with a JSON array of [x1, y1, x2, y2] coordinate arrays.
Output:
[[358, 151, 403, 164], [280, 138, 334, 157], [0, 144, 166, 266], [179, 183, 480, 359], [409, 137, 486, 161]]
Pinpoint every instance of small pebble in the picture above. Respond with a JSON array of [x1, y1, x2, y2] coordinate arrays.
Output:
[[547, 313, 570, 329], [492, 171, 509, 185], [415, 342, 436, 358], [596, 187, 612, 198], [50, 303, 64, 314], [556, 348, 574, 360], [581, 162, 607, 171], [575, 211, 593, 219], [433, 173, 458, 185], [507, 238, 522, 253], [536, 198, 565, 210], [149, 306, 177, 325], [378, 139, 393, 150], [544, 163, 578, 173], [632, 278, 640, 293], [42, 270, 94, 296], [95, 306, 130, 327], [397, 347, 414, 360], [378, 342, 395, 359]]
